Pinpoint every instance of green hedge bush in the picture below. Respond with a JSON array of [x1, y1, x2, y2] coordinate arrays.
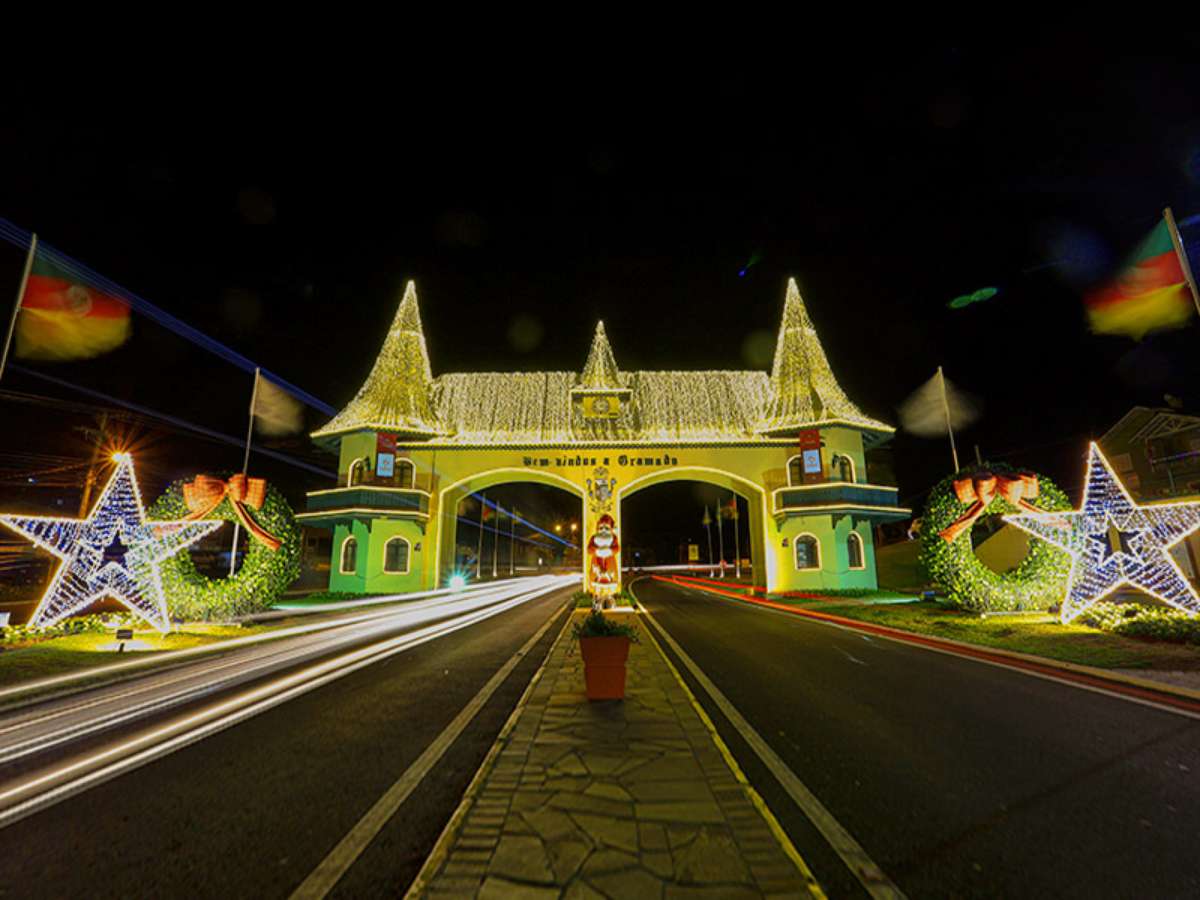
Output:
[[1080, 601, 1200, 645]]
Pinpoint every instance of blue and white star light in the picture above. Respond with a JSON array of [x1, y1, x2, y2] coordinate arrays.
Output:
[[0, 454, 220, 632], [1005, 443, 1200, 623]]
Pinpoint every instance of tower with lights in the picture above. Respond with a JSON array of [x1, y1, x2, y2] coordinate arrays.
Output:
[[302, 279, 908, 595]]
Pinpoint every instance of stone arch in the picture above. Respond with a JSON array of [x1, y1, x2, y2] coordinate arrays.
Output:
[[618, 466, 770, 590], [433, 467, 585, 587]]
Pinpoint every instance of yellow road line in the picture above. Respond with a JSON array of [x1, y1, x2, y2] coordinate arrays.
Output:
[[634, 594, 827, 899]]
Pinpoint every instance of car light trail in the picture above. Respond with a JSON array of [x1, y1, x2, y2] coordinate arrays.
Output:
[[0, 579, 545, 765], [0, 575, 576, 828], [0, 575, 555, 704]]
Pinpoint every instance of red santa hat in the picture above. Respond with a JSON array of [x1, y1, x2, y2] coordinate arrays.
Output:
[[596, 513, 615, 528]]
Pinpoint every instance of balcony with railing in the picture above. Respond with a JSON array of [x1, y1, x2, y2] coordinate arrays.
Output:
[[773, 481, 909, 522], [299, 484, 430, 526]]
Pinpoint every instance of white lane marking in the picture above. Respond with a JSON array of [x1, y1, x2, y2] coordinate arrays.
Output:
[[669, 580, 1200, 723], [839, 649, 867, 666], [403, 612, 576, 899], [0, 582, 569, 829], [636, 588, 905, 900], [291, 598, 569, 900]]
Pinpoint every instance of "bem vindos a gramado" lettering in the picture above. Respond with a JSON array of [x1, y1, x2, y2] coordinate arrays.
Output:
[[522, 454, 680, 469]]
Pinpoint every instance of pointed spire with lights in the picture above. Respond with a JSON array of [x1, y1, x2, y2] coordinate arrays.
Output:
[[759, 278, 884, 435], [576, 321, 625, 391], [313, 281, 443, 439]]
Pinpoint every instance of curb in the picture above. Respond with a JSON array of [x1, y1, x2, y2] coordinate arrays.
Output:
[[632, 590, 826, 899], [403, 604, 574, 899], [653, 575, 1200, 716]]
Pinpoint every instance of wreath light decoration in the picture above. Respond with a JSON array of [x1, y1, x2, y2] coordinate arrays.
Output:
[[919, 463, 1072, 612], [148, 474, 301, 620]]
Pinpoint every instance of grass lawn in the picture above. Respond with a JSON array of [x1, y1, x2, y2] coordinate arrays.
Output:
[[0, 622, 266, 688], [815, 600, 1200, 672]]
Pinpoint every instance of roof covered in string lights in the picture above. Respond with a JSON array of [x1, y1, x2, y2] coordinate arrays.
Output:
[[312, 279, 893, 446]]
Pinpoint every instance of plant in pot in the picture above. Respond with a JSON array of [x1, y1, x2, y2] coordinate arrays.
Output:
[[573, 610, 639, 700]]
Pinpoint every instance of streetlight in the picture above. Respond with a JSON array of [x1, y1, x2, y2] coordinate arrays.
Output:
[[555, 523, 563, 534]]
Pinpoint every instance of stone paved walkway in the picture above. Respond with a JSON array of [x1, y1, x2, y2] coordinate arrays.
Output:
[[412, 611, 819, 898]]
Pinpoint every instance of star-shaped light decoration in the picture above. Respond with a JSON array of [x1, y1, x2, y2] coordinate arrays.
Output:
[[0, 453, 221, 632], [1005, 442, 1200, 623]]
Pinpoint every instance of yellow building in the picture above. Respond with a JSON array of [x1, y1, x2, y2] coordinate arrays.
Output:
[[300, 279, 909, 595]]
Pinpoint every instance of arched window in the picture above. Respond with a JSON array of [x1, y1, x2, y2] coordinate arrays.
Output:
[[348, 457, 370, 487], [847, 532, 865, 570], [340, 536, 358, 574], [794, 534, 820, 570], [395, 459, 415, 489], [837, 454, 855, 483], [787, 455, 804, 486], [384, 536, 410, 574]]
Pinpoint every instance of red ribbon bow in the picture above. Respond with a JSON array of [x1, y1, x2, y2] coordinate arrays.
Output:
[[938, 472, 1041, 544], [183, 474, 282, 552]]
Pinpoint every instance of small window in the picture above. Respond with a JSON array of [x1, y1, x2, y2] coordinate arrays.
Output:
[[348, 457, 371, 486], [340, 536, 358, 574], [838, 455, 855, 483], [794, 534, 820, 570], [384, 537, 410, 574], [395, 460, 415, 489], [787, 456, 804, 486], [847, 532, 865, 570]]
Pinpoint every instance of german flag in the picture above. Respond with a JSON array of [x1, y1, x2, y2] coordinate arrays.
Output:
[[16, 255, 131, 361], [1086, 219, 1194, 339]]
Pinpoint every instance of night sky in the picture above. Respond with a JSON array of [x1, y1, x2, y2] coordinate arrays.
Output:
[[3, 41, 1200, 559]]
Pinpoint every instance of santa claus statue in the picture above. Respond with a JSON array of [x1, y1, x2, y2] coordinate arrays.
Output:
[[587, 513, 620, 596]]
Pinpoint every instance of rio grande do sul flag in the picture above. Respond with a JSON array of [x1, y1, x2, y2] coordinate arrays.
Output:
[[1085, 218, 1194, 339], [15, 254, 131, 361]]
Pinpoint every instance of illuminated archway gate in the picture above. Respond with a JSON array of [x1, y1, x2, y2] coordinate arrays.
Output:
[[299, 280, 910, 595]]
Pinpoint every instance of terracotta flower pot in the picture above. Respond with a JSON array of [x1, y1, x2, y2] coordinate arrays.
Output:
[[579, 635, 631, 700]]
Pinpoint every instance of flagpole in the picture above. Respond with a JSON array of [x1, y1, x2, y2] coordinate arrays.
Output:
[[715, 504, 725, 578], [229, 367, 262, 576], [475, 493, 486, 580], [733, 496, 742, 580], [703, 508, 714, 576], [0, 234, 36, 385], [510, 509, 516, 576], [937, 366, 960, 473], [492, 505, 500, 579], [1164, 207, 1200, 318]]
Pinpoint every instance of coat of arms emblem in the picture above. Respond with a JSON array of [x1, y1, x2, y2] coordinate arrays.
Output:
[[586, 466, 616, 513]]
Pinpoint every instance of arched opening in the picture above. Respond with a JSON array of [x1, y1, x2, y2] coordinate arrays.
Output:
[[436, 469, 584, 587], [347, 457, 368, 487], [395, 459, 415, 489], [619, 468, 766, 587], [383, 536, 411, 574], [787, 455, 804, 486], [834, 453, 855, 483], [340, 535, 358, 574]]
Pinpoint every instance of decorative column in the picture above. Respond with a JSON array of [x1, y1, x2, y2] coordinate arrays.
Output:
[[583, 464, 620, 598]]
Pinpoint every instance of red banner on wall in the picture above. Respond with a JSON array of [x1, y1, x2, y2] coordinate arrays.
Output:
[[797, 429, 823, 484]]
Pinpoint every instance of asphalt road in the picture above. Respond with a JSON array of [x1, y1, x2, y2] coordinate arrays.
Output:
[[0, 586, 571, 899], [633, 577, 1200, 899]]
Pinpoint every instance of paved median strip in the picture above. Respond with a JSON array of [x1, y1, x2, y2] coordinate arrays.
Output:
[[410, 607, 822, 898]]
